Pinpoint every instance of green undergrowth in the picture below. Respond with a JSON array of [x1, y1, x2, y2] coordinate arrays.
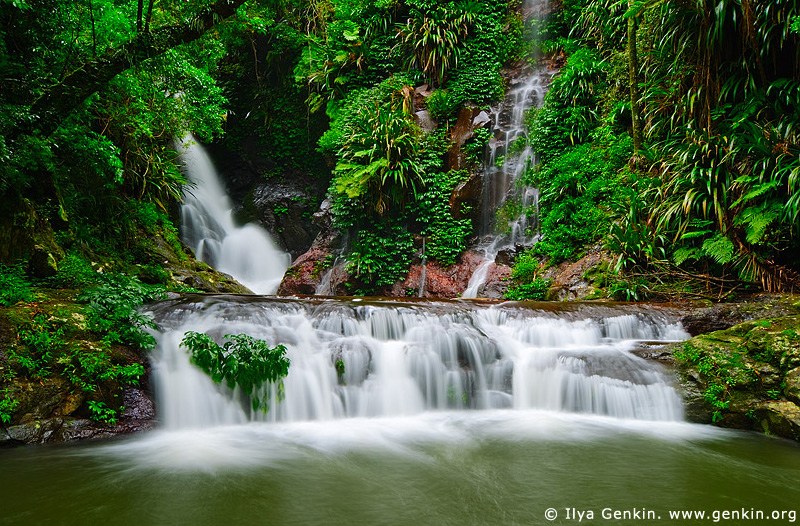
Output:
[[0, 266, 167, 425]]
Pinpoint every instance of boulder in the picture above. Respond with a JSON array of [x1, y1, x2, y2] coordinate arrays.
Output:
[[666, 314, 800, 441]]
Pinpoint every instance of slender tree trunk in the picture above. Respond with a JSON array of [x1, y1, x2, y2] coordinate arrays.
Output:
[[137, 0, 144, 32], [627, 1, 643, 155], [144, 0, 155, 33]]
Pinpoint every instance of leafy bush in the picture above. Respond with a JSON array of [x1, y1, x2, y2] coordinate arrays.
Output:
[[397, 1, 478, 87], [509, 251, 540, 283], [0, 391, 19, 424], [529, 48, 608, 163], [347, 225, 416, 292], [50, 254, 98, 288], [4, 307, 146, 426], [79, 273, 166, 349], [505, 279, 552, 300], [0, 265, 33, 306], [426, 89, 457, 121], [529, 137, 630, 264], [413, 170, 472, 266], [181, 332, 290, 413]]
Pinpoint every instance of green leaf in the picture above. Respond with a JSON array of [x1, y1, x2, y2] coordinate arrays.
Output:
[[701, 235, 736, 265]]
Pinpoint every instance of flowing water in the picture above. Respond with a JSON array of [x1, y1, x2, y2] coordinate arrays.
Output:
[[2, 298, 799, 525], [463, 22, 553, 297], [178, 136, 291, 294], [147, 297, 689, 425]]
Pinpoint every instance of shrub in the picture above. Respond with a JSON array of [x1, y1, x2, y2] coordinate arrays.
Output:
[[0, 265, 33, 306], [181, 332, 290, 413]]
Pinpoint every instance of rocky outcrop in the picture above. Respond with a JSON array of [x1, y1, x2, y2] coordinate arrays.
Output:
[[679, 296, 798, 336], [0, 295, 158, 446], [543, 250, 611, 300], [389, 251, 511, 299], [448, 106, 493, 170], [0, 387, 155, 445], [278, 246, 514, 299], [668, 312, 800, 441]]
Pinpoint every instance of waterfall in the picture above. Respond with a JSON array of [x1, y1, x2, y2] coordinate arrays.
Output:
[[177, 135, 291, 294], [148, 297, 687, 429], [464, 0, 553, 298]]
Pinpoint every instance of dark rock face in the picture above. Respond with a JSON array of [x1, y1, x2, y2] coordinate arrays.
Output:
[[448, 106, 492, 171], [0, 386, 156, 446], [449, 172, 483, 223], [205, 141, 327, 260], [680, 298, 797, 336]]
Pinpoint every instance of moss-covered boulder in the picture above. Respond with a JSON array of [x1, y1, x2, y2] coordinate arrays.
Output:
[[0, 290, 156, 446], [673, 314, 800, 440]]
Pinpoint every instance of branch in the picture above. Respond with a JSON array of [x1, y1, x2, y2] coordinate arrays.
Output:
[[12, 0, 247, 140]]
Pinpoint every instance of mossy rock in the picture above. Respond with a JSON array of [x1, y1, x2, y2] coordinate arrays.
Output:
[[672, 314, 800, 440]]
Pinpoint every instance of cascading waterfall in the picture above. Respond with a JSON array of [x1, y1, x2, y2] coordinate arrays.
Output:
[[148, 297, 687, 430], [177, 135, 291, 294], [464, 0, 553, 298]]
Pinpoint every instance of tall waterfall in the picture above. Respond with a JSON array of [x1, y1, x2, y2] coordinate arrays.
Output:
[[149, 297, 687, 430], [178, 136, 290, 294], [464, 0, 553, 298]]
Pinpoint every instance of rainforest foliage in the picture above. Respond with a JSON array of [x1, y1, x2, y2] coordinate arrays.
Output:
[[1, 0, 799, 295], [509, 0, 800, 298]]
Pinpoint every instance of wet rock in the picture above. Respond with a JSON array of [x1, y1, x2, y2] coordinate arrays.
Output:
[[482, 264, 512, 299], [204, 140, 327, 260], [9, 378, 83, 422], [121, 388, 156, 420], [751, 401, 800, 440], [414, 110, 437, 133], [3, 418, 65, 444], [494, 248, 517, 267], [171, 260, 252, 294], [667, 313, 800, 440], [449, 172, 482, 221], [786, 367, 800, 405], [247, 180, 323, 260], [448, 106, 491, 170], [394, 251, 487, 298], [277, 248, 333, 296], [548, 249, 612, 301], [472, 111, 491, 128], [680, 296, 798, 336]]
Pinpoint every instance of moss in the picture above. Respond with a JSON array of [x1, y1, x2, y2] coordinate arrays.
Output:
[[674, 314, 800, 440]]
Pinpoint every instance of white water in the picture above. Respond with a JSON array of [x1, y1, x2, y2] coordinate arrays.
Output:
[[464, 43, 553, 297], [178, 135, 290, 294], [149, 298, 687, 431]]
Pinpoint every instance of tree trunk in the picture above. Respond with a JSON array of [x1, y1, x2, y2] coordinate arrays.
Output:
[[627, 1, 643, 155], [144, 0, 155, 33]]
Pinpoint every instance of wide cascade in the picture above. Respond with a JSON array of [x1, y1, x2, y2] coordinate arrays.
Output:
[[149, 297, 687, 430], [177, 135, 290, 294]]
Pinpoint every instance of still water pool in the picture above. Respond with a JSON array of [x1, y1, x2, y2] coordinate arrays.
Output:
[[1, 411, 798, 525]]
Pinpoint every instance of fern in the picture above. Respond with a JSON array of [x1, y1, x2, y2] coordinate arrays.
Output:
[[735, 203, 781, 245], [701, 234, 736, 265], [673, 247, 702, 266]]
